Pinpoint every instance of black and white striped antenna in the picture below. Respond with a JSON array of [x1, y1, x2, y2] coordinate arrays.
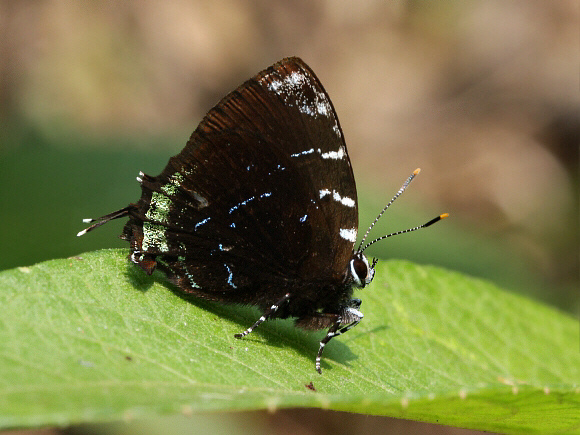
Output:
[[357, 168, 448, 253]]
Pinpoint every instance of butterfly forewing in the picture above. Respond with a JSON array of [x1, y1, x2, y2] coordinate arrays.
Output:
[[124, 57, 358, 303]]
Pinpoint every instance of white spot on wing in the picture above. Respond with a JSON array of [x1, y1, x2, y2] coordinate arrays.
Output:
[[265, 69, 337, 123], [319, 189, 355, 207], [321, 146, 346, 160], [268, 79, 282, 92], [290, 71, 306, 86], [291, 147, 345, 161], [332, 190, 355, 207], [300, 105, 314, 116], [340, 228, 357, 242], [291, 148, 315, 158]]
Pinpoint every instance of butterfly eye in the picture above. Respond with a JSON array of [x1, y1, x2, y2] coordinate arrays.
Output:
[[350, 255, 371, 287]]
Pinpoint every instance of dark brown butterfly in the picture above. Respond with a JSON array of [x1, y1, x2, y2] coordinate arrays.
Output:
[[78, 57, 447, 373]]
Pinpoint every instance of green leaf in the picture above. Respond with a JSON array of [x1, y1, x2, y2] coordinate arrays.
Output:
[[1, 249, 578, 433]]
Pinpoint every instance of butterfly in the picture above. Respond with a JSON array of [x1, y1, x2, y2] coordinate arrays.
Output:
[[78, 57, 447, 373]]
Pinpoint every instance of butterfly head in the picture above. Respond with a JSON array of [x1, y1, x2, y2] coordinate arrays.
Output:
[[350, 252, 378, 288], [350, 169, 449, 290]]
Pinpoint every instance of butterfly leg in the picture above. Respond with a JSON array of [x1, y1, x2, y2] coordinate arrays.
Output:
[[234, 293, 291, 339], [315, 299, 363, 374]]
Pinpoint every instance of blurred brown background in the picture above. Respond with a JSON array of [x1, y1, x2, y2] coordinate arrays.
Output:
[[1, 1, 577, 434]]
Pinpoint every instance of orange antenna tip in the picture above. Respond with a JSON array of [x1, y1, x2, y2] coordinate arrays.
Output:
[[413, 168, 421, 175], [440, 213, 450, 219]]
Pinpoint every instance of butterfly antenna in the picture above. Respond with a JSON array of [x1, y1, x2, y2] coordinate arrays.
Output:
[[360, 213, 449, 253], [357, 168, 421, 252]]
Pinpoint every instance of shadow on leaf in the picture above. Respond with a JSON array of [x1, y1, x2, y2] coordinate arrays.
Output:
[[121, 258, 364, 373]]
